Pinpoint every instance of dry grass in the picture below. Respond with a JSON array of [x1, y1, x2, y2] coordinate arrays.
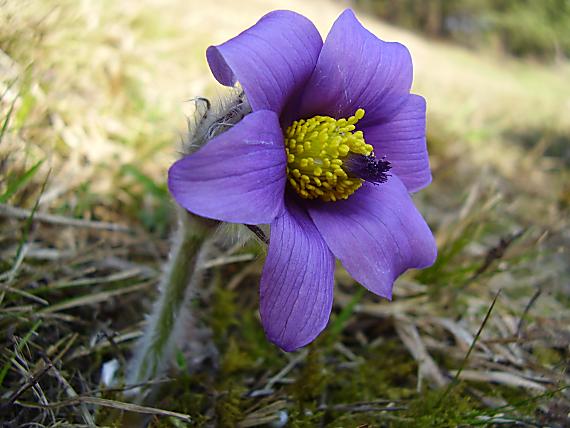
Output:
[[1, 0, 569, 426]]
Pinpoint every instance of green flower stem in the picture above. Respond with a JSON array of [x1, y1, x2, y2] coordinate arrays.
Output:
[[128, 208, 216, 393]]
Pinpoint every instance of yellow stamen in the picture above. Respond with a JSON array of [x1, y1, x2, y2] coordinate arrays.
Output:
[[284, 109, 373, 202]]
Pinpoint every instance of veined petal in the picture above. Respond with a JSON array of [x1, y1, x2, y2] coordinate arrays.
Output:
[[207, 10, 322, 115], [307, 179, 436, 300], [363, 95, 431, 192], [168, 110, 286, 224], [299, 9, 413, 125], [260, 197, 335, 351]]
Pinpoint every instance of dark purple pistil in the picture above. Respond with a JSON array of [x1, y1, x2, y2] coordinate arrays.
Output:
[[345, 153, 391, 184]]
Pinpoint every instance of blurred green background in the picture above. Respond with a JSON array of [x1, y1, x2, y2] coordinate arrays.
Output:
[[356, 0, 570, 61]]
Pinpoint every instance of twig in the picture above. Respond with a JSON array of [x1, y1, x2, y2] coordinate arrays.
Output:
[[468, 230, 525, 283], [246, 224, 269, 245]]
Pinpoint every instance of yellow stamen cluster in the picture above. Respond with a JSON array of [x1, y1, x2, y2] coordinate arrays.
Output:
[[285, 109, 373, 202]]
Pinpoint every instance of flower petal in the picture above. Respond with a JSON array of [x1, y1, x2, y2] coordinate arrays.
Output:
[[307, 178, 437, 299], [299, 9, 413, 125], [168, 110, 286, 224], [207, 10, 322, 115], [363, 94, 431, 192], [260, 197, 335, 351]]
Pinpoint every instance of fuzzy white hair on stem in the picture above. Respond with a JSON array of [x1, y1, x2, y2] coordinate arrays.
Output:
[[126, 89, 260, 416], [182, 89, 251, 155]]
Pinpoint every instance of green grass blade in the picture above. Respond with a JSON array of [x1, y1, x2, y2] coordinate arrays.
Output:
[[436, 289, 501, 407], [121, 164, 168, 198], [0, 319, 42, 387], [4, 170, 51, 280], [0, 97, 16, 146], [327, 287, 365, 343], [0, 159, 44, 203]]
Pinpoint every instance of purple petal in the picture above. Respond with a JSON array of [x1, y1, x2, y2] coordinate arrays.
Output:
[[168, 110, 286, 224], [260, 197, 335, 351], [363, 95, 431, 192], [307, 178, 437, 299], [207, 10, 322, 115], [299, 9, 413, 125]]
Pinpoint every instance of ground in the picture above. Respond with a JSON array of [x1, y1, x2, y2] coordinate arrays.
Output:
[[1, 0, 569, 426]]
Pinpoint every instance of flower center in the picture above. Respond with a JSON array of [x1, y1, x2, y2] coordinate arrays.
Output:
[[285, 109, 383, 202]]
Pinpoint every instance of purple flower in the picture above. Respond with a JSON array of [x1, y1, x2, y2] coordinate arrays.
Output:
[[168, 9, 437, 351]]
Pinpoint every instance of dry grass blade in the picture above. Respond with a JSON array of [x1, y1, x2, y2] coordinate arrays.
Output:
[[0, 284, 49, 305], [449, 370, 547, 392], [3, 359, 52, 407], [0, 203, 131, 232], [38, 281, 153, 314], [16, 396, 193, 423], [49, 268, 151, 291], [201, 253, 255, 269], [0, 319, 42, 388], [395, 316, 448, 388], [250, 349, 308, 397], [238, 400, 288, 427], [48, 359, 96, 427], [67, 330, 142, 362]]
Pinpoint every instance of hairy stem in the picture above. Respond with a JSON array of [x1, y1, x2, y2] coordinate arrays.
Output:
[[127, 208, 215, 396]]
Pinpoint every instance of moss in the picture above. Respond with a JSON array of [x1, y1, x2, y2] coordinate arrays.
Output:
[[533, 346, 563, 368], [147, 371, 211, 427], [210, 270, 284, 377], [288, 408, 325, 427], [286, 338, 419, 425], [291, 346, 328, 405], [396, 387, 476, 428], [215, 385, 245, 428], [209, 275, 238, 345], [332, 412, 410, 426], [94, 387, 125, 426], [220, 337, 254, 375], [327, 339, 417, 406], [468, 381, 535, 417], [238, 309, 283, 368], [210, 272, 282, 369]]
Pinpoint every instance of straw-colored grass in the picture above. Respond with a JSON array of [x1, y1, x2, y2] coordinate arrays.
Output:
[[1, 0, 568, 426]]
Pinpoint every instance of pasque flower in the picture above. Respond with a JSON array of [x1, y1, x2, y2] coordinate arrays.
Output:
[[168, 9, 437, 351]]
